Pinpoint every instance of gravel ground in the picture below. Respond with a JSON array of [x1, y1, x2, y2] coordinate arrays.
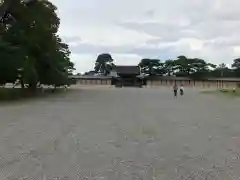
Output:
[[0, 86, 240, 180]]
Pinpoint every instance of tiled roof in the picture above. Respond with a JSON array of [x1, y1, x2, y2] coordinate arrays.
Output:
[[70, 75, 111, 79], [115, 66, 140, 75]]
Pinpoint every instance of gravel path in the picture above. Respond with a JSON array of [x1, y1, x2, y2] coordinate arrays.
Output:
[[0, 87, 240, 180]]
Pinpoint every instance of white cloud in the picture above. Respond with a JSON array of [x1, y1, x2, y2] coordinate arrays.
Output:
[[70, 53, 96, 74], [50, 0, 240, 72], [233, 46, 240, 55], [179, 38, 204, 51], [113, 53, 143, 66], [61, 25, 155, 47]]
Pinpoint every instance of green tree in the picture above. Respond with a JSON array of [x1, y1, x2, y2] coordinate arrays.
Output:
[[94, 53, 115, 75], [139, 59, 165, 76], [190, 58, 216, 78], [217, 63, 227, 77], [232, 58, 240, 69], [0, 40, 20, 84], [0, 0, 74, 89], [232, 58, 240, 77], [163, 59, 176, 76], [175, 55, 194, 76], [174, 56, 216, 77]]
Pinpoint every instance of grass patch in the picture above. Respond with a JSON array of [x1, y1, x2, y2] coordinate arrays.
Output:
[[141, 126, 157, 136], [201, 88, 240, 98], [201, 90, 217, 94], [0, 87, 67, 102]]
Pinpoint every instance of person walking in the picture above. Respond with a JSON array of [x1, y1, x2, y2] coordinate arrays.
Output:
[[173, 83, 178, 98], [180, 84, 184, 96]]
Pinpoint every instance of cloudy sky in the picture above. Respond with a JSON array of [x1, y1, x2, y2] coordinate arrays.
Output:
[[51, 0, 240, 73]]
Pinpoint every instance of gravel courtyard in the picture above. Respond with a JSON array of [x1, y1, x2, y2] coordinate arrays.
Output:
[[0, 87, 240, 180]]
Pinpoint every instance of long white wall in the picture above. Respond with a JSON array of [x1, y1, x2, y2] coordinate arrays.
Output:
[[76, 78, 239, 89]]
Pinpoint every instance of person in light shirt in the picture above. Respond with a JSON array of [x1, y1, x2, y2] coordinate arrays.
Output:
[[180, 84, 184, 96]]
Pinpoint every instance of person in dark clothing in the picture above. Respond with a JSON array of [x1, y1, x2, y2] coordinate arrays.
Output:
[[173, 84, 178, 98]]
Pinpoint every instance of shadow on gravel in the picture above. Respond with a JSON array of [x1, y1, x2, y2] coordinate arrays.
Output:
[[0, 87, 72, 104]]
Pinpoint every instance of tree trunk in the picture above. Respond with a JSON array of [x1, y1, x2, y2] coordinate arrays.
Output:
[[20, 78, 25, 89], [149, 67, 153, 75], [28, 82, 37, 91]]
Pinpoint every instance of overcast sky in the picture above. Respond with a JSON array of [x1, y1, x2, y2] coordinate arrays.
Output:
[[51, 0, 240, 73]]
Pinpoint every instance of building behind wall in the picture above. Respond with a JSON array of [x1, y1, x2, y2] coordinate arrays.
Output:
[[112, 66, 144, 87], [72, 75, 240, 89]]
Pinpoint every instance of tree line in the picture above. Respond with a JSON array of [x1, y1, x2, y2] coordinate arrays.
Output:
[[0, 0, 74, 90], [85, 53, 240, 79]]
